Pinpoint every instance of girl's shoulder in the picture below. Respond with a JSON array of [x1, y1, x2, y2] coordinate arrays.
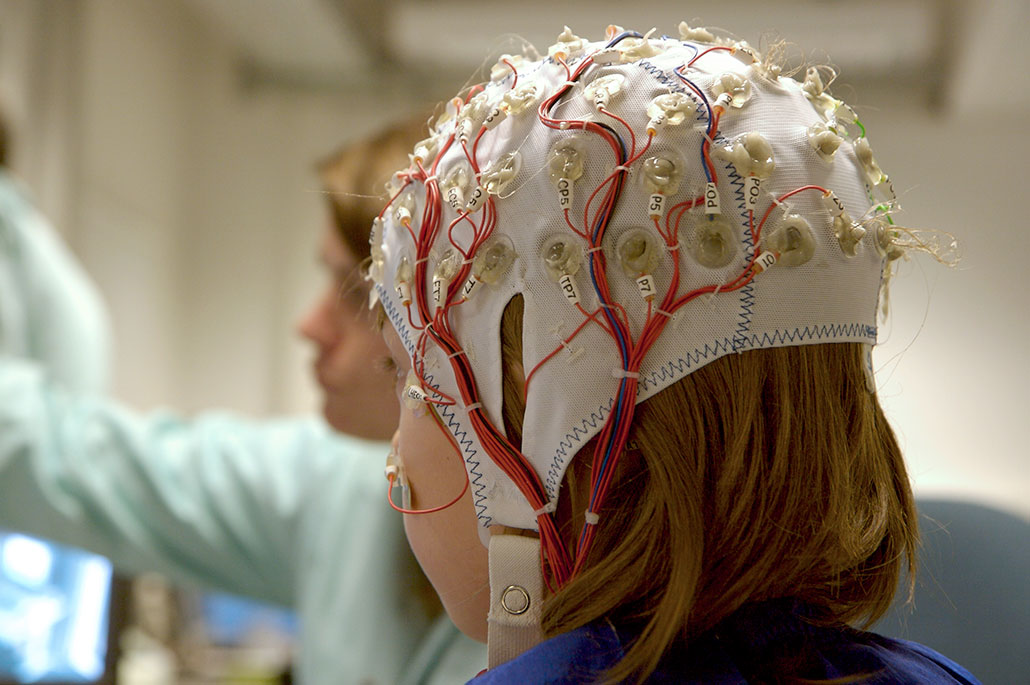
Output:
[[468, 604, 982, 684]]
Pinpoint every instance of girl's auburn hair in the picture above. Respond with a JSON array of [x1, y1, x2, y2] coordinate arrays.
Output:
[[499, 295, 918, 683]]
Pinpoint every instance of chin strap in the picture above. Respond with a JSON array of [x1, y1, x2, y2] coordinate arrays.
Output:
[[487, 534, 545, 668]]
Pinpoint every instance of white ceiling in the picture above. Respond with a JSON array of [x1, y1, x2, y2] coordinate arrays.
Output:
[[182, 0, 947, 94], [180, 0, 366, 73]]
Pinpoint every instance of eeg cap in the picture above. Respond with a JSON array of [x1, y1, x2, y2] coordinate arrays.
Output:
[[372, 24, 905, 535]]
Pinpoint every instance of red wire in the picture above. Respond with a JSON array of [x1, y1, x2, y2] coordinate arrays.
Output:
[[626, 132, 654, 166], [666, 195, 705, 235], [688, 45, 735, 67], [562, 208, 588, 239], [523, 305, 608, 398], [446, 212, 477, 260], [386, 406, 471, 515], [556, 55, 571, 82], [583, 172, 619, 244], [405, 303, 422, 331], [577, 302, 618, 341], [502, 58, 518, 88], [379, 177, 413, 220], [702, 107, 722, 182], [600, 106, 636, 158], [755, 184, 829, 240]]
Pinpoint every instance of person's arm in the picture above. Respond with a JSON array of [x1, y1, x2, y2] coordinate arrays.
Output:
[[0, 354, 461, 684], [0, 170, 110, 392], [0, 355, 366, 606]]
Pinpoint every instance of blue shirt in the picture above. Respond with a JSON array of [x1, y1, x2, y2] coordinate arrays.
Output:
[[472, 600, 981, 684]]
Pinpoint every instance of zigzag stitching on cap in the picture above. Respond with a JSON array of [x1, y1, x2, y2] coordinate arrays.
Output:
[[377, 285, 419, 356], [728, 170, 746, 209], [438, 401, 492, 524], [734, 287, 756, 351], [545, 397, 615, 495], [748, 322, 876, 347], [541, 321, 875, 493], [636, 60, 689, 95], [726, 167, 756, 351], [639, 336, 736, 391], [378, 288, 495, 522], [640, 322, 876, 392], [636, 61, 710, 132]]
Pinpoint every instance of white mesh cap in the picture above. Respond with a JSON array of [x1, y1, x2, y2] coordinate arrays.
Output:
[[372, 25, 900, 532]]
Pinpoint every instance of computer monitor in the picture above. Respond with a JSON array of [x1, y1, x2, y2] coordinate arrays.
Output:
[[0, 531, 114, 683]]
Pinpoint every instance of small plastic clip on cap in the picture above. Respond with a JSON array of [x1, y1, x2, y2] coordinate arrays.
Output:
[[533, 500, 557, 517]]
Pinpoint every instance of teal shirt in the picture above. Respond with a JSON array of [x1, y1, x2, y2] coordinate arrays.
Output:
[[0, 169, 110, 392], [0, 170, 485, 684]]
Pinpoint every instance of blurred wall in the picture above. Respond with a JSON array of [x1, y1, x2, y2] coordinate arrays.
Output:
[[862, 94, 1029, 520], [0, 0, 1026, 517], [0, 0, 422, 415]]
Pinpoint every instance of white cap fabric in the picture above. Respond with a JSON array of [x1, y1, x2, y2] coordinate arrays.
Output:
[[372, 26, 896, 531]]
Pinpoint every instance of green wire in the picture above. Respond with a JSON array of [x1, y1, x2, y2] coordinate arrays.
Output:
[[875, 204, 896, 225], [854, 116, 867, 138]]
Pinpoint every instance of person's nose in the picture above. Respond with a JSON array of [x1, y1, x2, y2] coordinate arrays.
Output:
[[296, 290, 337, 347]]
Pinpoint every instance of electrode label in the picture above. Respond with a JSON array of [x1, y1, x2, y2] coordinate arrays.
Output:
[[483, 107, 507, 130], [396, 282, 411, 304], [705, 182, 721, 214], [558, 273, 580, 304], [822, 190, 845, 216], [466, 186, 486, 212], [754, 251, 778, 272], [446, 186, 463, 211], [745, 176, 761, 210], [635, 274, 657, 300], [461, 276, 480, 300], [648, 193, 665, 217], [432, 277, 445, 306], [557, 178, 573, 209]]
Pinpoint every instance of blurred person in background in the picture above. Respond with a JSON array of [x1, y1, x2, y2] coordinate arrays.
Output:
[[0, 106, 485, 684]]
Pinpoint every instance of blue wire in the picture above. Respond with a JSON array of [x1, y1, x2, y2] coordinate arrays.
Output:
[[572, 27, 649, 515], [589, 198, 627, 354], [606, 31, 643, 48], [589, 379, 629, 511], [681, 43, 700, 60], [588, 254, 628, 363], [593, 122, 627, 161], [586, 174, 630, 512], [674, 67, 714, 183], [584, 118, 628, 366]]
